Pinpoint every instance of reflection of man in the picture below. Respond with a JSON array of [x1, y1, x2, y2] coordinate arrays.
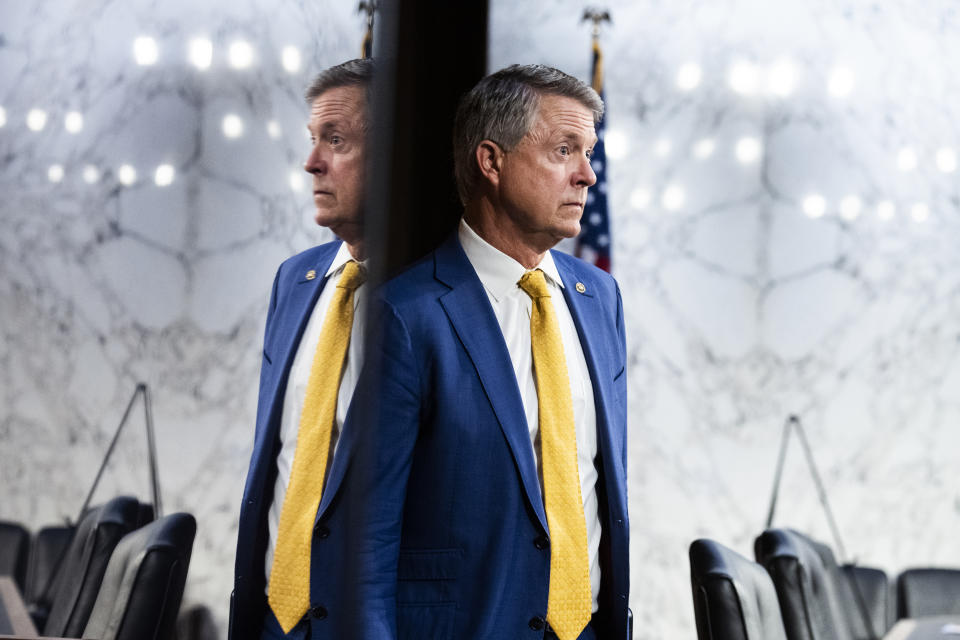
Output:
[[230, 58, 372, 640], [352, 65, 630, 640]]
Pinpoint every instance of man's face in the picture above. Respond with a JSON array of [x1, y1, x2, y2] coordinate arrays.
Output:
[[496, 94, 597, 249], [305, 85, 367, 239]]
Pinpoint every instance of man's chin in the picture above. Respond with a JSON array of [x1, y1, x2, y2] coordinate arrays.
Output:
[[558, 220, 581, 240], [313, 210, 338, 227], [538, 223, 580, 251]]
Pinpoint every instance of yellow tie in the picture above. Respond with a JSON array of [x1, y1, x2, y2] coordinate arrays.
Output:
[[518, 269, 592, 640], [268, 260, 365, 633]]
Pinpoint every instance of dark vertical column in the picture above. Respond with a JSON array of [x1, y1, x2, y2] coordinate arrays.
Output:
[[343, 1, 488, 609], [365, 0, 489, 283]]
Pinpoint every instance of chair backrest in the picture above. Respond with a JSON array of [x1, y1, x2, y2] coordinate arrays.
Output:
[[754, 529, 855, 640], [0, 521, 31, 592], [42, 496, 141, 637], [25, 525, 75, 607], [896, 568, 960, 618], [690, 538, 789, 640], [83, 512, 197, 640], [840, 565, 892, 639], [808, 540, 891, 639], [136, 502, 156, 529]]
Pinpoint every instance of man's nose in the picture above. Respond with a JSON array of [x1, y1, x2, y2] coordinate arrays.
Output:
[[575, 154, 597, 187], [304, 145, 327, 174]]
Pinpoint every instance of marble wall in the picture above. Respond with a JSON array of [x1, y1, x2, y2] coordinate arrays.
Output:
[[2, 0, 959, 638]]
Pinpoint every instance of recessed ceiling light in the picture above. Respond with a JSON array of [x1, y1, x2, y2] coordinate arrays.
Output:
[[133, 36, 159, 66], [118, 164, 137, 186], [26, 108, 48, 131], [154, 164, 175, 186], [802, 194, 827, 218], [189, 37, 213, 70], [229, 40, 254, 69]]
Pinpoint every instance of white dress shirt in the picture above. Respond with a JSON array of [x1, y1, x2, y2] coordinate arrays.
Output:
[[264, 242, 367, 587], [458, 219, 601, 612]]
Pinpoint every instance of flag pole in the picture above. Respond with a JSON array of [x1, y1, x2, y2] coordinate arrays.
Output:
[[359, 1, 377, 59], [582, 9, 610, 93], [576, 8, 613, 272]]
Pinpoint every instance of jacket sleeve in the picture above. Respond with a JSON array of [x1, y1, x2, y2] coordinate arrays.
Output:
[[615, 281, 628, 476], [253, 265, 282, 443]]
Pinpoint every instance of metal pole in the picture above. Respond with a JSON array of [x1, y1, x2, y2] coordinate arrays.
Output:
[[764, 415, 795, 529], [792, 416, 878, 640], [793, 418, 847, 561], [142, 383, 163, 518], [76, 384, 142, 523]]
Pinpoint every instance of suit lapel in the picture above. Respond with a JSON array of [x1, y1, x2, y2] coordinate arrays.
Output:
[[251, 242, 341, 481], [435, 235, 549, 533], [554, 252, 628, 518]]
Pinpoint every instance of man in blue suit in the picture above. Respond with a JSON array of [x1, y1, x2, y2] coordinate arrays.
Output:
[[350, 64, 630, 640], [230, 58, 373, 640]]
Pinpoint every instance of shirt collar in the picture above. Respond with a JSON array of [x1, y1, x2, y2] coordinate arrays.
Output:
[[325, 241, 366, 278], [458, 218, 564, 303]]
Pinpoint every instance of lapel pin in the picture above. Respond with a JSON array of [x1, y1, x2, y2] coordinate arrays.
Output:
[[305, 270, 317, 281], [575, 282, 586, 294]]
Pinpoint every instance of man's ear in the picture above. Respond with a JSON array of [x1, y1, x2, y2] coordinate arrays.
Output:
[[475, 140, 504, 188]]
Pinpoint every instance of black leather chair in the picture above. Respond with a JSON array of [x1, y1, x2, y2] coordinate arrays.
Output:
[[754, 529, 856, 640], [25, 525, 75, 607], [840, 565, 892, 639], [135, 502, 156, 529], [796, 538, 893, 639], [690, 539, 788, 640], [896, 568, 960, 618], [83, 512, 196, 640], [0, 521, 31, 591], [40, 496, 141, 637]]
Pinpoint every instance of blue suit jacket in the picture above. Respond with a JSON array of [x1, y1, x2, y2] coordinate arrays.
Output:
[[349, 233, 630, 639], [231, 240, 358, 640]]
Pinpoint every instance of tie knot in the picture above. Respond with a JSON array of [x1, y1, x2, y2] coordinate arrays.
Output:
[[337, 260, 366, 291], [517, 269, 551, 299]]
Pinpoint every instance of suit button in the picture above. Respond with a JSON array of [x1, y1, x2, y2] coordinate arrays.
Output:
[[528, 616, 545, 630], [533, 535, 549, 550], [314, 523, 330, 538], [309, 605, 327, 619]]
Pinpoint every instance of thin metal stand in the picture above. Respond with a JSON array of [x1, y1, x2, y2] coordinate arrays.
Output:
[[33, 384, 163, 616], [765, 414, 877, 640], [77, 383, 163, 522]]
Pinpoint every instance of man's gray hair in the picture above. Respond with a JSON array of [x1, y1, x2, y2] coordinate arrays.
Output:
[[452, 64, 604, 206], [304, 58, 374, 116]]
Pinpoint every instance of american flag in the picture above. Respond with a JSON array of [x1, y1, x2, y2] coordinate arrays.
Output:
[[575, 39, 611, 272]]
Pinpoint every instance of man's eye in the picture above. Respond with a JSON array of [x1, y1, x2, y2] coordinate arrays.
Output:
[[586, 148, 594, 159], [330, 135, 343, 146], [558, 145, 570, 156]]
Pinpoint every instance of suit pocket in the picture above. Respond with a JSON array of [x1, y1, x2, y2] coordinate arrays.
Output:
[[398, 602, 456, 640], [397, 548, 461, 607]]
